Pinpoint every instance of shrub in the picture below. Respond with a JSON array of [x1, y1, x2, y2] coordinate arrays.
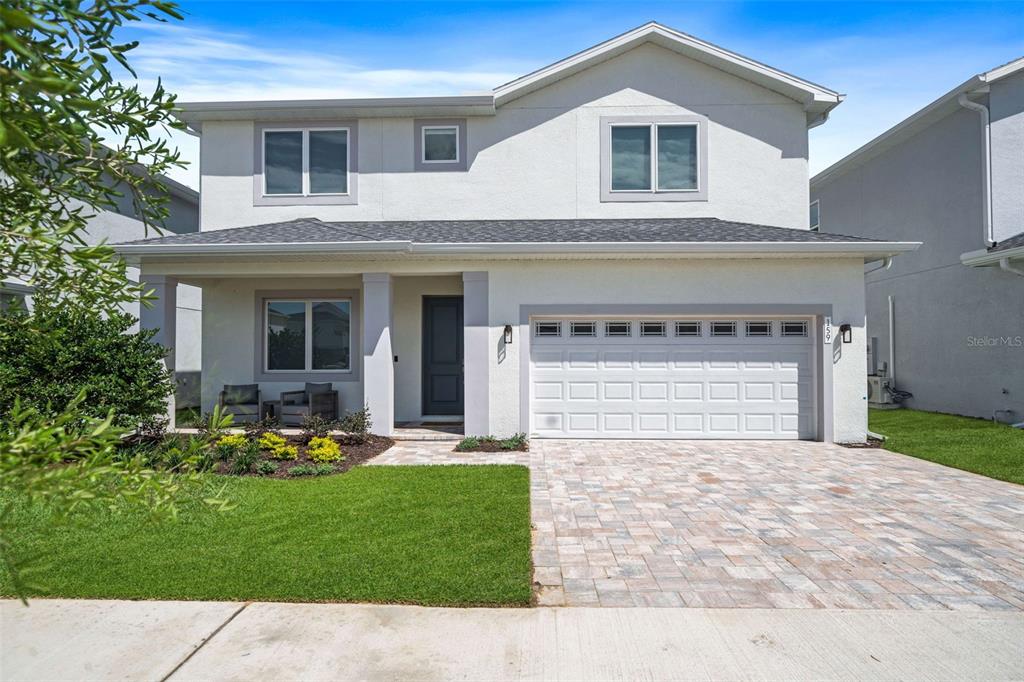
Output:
[[244, 416, 281, 441], [254, 460, 277, 476], [455, 436, 480, 452], [0, 300, 174, 427], [289, 463, 335, 477], [300, 414, 338, 443], [216, 433, 247, 461], [338, 406, 372, 443], [229, 440, 261, 475], [198, 404, 235, 440], [259, 432, 298, 460], [499, 433, 528, 451], [307, 437, 343, 463], [273, 444, 299, 460], [258, 432, 287, 451]]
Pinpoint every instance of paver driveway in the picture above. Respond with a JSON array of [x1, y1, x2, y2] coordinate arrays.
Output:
[[372, 440, 1024, 610]]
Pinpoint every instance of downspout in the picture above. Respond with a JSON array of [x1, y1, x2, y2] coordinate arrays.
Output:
[[1000, 257, 1024, 277], [887, 295, 896, 383], [957, 94, 995, 247]]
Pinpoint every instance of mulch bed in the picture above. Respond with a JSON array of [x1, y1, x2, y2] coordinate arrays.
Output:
[[840, 437, 885, 449], [216, 434, 395, 478]]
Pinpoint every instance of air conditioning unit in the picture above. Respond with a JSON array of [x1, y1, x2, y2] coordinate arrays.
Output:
[[867, 376, 894, 405]]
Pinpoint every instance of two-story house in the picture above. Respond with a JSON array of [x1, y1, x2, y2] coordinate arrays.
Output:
[[811, 58, 1024, 424], [116, 23, 916, 441]]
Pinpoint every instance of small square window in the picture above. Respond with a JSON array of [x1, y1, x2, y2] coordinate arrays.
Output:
[[640, 321, 666, 337], [745, 321, 773, 337], [422, 126, 459, 163], [570, 321, 596, 337], [534, 321, 561, 337], [675, 321, 702, 337], [781, 321, 809, 337], [809, 200, 820, 231], [710, 321, 737, 337], [605, 321, 632, 337]]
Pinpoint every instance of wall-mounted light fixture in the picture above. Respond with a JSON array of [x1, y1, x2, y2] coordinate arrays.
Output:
[[839, 323, 852, 344], [503, 324, 513, 344]]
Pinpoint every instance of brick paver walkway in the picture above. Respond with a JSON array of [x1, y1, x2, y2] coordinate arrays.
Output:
[[371, 440, 1024, 610]]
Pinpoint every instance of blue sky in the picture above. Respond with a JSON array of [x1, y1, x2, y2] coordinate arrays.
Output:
[[127, 1, 1024, 189]]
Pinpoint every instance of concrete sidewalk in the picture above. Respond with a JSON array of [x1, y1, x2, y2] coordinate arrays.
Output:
[[3, 599, 1022, 681]]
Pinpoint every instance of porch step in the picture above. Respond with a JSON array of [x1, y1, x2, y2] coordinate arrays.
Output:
[[392, 423, 464, 442]]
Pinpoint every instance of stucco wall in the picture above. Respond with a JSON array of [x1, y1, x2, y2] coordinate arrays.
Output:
[[187, 257, 866, 442], [990, 70, 1024, 244], [811, 106, 1024, 421], [199, 44, 808, 230]]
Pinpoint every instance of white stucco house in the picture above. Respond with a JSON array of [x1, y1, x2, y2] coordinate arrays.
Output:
[[116, 22, 917, 441]]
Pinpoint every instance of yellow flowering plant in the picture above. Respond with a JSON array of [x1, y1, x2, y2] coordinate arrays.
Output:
[[307, 437, 343, 463]]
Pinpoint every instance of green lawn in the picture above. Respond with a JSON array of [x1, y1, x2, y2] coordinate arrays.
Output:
[[0, 465, 532, 606], [869, 409, 1024, 485]]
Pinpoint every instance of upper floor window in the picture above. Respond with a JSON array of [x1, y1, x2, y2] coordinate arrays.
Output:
[[600, 116, 707, 203], [422, 126, 459, 163], [611, 124, 697, 192], [809, 200, 820, 231], [414, 119, 468, 172], [264, 128, 349, 196]]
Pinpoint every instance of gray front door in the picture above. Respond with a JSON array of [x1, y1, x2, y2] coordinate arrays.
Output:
[[422, 296, 464, 416]]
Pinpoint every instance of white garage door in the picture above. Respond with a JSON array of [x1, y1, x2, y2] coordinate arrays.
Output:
[[529, 318, 816, 439]]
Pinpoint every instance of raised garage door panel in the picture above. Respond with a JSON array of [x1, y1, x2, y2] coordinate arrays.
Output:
[[530, 319, 815, 439]]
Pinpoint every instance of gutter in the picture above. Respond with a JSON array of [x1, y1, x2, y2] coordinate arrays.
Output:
[[957, 93, 995, 247], [112, 240, 921, 258], [960, 244, 1024, 272]]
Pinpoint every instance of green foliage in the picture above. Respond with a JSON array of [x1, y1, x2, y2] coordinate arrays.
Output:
[[0, 394, 229, 599], [229, 441, 261, 476], [299, 414, 337, 443], [1, 0, 186, 311], [214, 433, 246, 462], [455, 436, 480, 452], [499, 433, 528, 451], [338, 406, 373, 443], [198, 405, 234, 440], [307, 437, 343, 463], [254, 460, 277, 476], [0, 301, 174, 428], [288, 463, 335, 477]]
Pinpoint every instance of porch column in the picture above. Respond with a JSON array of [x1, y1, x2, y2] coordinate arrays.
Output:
[[462, 272, 489, 436], [139, 273, 177, 429], [362, 273, 394, 436]]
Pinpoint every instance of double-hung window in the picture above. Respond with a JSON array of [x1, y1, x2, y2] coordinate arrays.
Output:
[[609, 122, 699, 194], [263, 128, 349, 196], [265, 299, 351, 372]]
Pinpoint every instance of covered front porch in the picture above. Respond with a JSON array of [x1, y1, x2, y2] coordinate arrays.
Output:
[[140, 267, 490, 437]]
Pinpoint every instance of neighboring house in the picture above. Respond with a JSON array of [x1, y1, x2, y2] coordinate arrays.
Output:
[[115, 22, 916, 441], [811, 59, 1024, 423], [2, 173, 204, 409]]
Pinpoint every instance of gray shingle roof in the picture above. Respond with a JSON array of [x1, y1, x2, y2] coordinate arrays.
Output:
[[990, 231, 1024, 253], [118, 217, 882, 246]]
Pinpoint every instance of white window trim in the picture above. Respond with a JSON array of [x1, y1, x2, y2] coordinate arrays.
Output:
[[605, 320, 633, 337], [262, 127, 350, 197], [675, 320, 702, 337], [608, 122, 700, 194], [640, 321, 667, 337], [745, 321, 774, 337], [710, 321, 738, 337], [264, 298, 353, 374], [781, 321, 810, 337], [809, 199, 820, 231], [570, 321, 597, 337], [420, 125, 460, 164]]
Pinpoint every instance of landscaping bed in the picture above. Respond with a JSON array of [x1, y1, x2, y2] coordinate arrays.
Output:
[[455, 433, 528, 453]]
